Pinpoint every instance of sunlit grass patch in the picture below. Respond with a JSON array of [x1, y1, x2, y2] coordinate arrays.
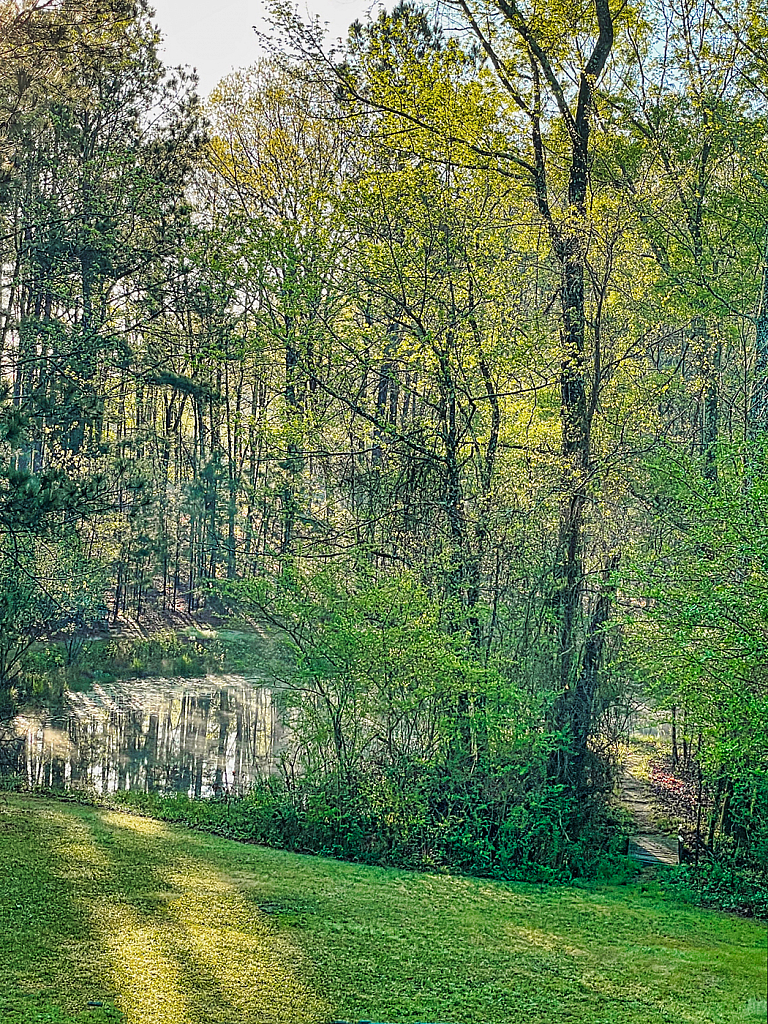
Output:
[[0, 797, 327, 1024], [0, 794, 765, 1024], [91, 816, 321, 1024]]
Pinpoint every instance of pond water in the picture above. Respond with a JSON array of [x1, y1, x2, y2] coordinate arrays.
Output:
[[0, 675, 287, 798]]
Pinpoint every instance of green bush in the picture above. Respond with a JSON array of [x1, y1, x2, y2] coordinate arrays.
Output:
[[111, 760, 628, 883], [661, 862, 768, 919], [21, 631, 225, 695], [99, 632, 224, 677]]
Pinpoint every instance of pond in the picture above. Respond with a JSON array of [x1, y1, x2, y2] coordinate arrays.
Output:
[[0, 675, 287, 798]]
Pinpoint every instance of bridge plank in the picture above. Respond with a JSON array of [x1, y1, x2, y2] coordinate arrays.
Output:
[[628, 833, 679, 865]]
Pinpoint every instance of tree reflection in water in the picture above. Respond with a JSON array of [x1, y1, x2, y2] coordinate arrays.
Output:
[[6, 675, 285, 797]]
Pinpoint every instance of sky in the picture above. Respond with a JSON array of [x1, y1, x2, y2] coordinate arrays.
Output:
[[150, 0, 380, 96]]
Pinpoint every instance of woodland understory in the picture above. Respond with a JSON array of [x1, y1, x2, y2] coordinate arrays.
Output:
[[0, 0, 766, 894]]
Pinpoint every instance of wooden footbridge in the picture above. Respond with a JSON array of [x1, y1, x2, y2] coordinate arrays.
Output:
[[627, 832, 680, 866]]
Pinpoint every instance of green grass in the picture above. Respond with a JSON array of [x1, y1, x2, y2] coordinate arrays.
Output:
[[0, 795, 765, 1024]]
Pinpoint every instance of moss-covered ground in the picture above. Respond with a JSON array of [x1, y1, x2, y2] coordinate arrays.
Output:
[[0, 794, 765, 1024]]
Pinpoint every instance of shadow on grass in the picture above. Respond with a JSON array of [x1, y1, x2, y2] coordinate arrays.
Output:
[[0, 800, 122, 1023]]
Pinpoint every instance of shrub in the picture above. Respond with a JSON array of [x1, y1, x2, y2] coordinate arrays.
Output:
[[661, 862, 768, 919], [111, 760, 626, 883]]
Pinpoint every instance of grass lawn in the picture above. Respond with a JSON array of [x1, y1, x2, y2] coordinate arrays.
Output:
[[0, 795, 765, 1024]]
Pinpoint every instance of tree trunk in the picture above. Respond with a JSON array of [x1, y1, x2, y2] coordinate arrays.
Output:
[[750, 231, 768, 434]]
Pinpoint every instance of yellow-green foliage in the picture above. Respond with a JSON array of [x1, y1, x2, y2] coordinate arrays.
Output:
[[0, 795, 765, 1024]]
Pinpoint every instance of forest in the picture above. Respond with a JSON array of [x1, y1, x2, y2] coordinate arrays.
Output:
[[0, 0, 767, 907]]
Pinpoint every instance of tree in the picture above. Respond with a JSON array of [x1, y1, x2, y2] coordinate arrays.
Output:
[[625, 445, 768, 863], [265, 0, 622, 791], [0, 0, 202, 686], [0, 537, 107, 694], [204, 63, 349, 563]]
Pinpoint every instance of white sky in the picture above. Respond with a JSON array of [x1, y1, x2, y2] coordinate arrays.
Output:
[[150, 0, 382, 97]]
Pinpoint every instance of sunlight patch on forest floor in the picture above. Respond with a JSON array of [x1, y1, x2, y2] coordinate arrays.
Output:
[[0, 794, 765, 1024]]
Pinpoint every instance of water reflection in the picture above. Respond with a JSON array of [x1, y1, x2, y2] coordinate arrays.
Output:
[[2, 675, 286, 797]]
